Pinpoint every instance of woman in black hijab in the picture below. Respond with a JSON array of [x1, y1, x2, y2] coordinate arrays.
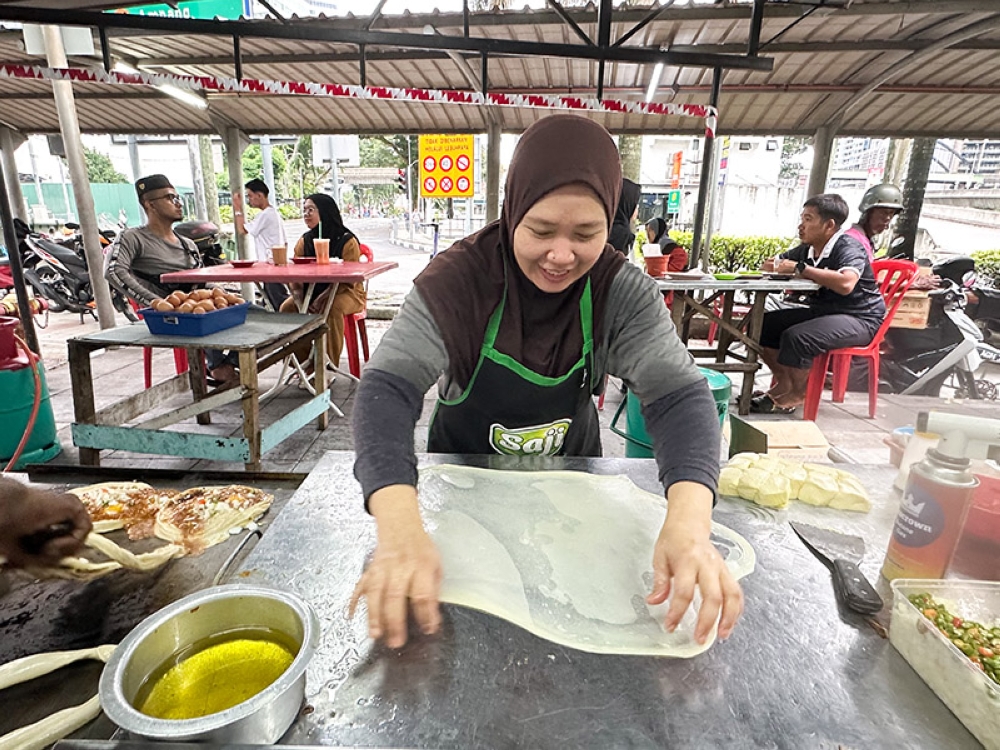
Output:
[[608, 178, 641, 254], [279, 193, 365, 368], [350, 115, 742, 650]]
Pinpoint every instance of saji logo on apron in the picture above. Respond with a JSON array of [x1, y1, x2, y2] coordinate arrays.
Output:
[[490, 418, 573, 456]]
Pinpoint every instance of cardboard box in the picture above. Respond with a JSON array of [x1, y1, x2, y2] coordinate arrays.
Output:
[[889, 290, 930, 330], [729, 416, 831, 463]]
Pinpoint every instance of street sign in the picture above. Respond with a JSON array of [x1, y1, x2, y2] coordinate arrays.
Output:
[[667, 189, 681, 214], [419, 134, 474, 198], [115, 0, 248, 19]]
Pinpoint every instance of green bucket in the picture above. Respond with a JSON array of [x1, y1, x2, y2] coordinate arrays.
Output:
[[0, 362, 62, 469], [610, 367, 731, 458]]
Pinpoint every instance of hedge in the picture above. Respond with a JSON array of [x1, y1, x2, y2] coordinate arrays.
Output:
[[971, 249, 1000, 286], [665, 231, 796, 272]]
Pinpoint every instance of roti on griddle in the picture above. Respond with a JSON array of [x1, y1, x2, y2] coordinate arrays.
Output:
[[154, 485, 273, 554], [68, 481, 178, 539]]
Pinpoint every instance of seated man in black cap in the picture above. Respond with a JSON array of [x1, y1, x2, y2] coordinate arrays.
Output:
[[105, 174, 239, 386]]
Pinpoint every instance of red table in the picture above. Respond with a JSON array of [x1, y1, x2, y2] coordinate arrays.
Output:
[[161, 259, 399, 315], [162, 259, 399, 384]]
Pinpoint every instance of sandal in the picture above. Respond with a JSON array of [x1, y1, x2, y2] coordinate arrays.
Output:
[[750, 394, 797, 415]]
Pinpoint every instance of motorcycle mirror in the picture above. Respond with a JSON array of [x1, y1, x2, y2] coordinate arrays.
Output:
[[64, 222, 80, 230]]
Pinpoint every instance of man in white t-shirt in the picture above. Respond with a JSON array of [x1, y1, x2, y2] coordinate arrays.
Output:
[[235, 178, 288, 309]]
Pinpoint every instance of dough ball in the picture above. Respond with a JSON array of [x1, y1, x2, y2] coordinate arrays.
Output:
[[718, 466, 743, 498]]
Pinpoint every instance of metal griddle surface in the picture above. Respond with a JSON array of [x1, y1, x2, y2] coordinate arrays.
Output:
[[0, 470, 301, 743]]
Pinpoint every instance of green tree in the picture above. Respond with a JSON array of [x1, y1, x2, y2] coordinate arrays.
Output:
[[83, 146, 128, 183], [278, 136, 330, 202], [780, 136, 810, 181], [215, 143, 288, 193], [359, 135, 418, 211]]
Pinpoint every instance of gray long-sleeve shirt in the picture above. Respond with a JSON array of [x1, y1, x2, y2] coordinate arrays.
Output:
[[353, 262, 721, 502], [104, 226, 202, 306]]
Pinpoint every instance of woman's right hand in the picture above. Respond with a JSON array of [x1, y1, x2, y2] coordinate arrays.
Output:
[[349, 485, 442, 648]]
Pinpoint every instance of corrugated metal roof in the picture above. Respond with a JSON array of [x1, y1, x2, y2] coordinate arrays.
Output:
[[1, 1, 999, 136]]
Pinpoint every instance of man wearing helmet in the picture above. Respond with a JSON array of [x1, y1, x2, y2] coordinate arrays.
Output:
[[845, 183, 904, 260]]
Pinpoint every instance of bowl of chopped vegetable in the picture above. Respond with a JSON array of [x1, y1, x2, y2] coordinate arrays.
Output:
[[889, 579, 1000, 750]]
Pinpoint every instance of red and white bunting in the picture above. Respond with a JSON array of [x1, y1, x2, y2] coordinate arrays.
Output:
[[0, 63, 718, 137]]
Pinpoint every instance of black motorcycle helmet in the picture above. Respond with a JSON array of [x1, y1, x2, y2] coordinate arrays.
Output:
[[933, 256, 976, 286], [174, 220, 219, 246]]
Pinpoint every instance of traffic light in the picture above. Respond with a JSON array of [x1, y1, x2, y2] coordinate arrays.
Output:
[[396, 168, 407, 193]]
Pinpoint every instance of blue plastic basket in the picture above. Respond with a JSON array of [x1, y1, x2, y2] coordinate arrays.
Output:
[[140, 302, 249, 337]]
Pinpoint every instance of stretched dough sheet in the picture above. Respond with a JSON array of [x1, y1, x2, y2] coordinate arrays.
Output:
[[418, 465, 755, 658]]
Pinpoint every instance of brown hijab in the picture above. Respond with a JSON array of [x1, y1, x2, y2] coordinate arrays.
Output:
[[413, 114, 626, 386]]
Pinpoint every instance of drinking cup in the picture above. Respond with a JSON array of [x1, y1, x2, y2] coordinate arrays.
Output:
[[271, 244, 288, 265], [313, 238, 330, 264]]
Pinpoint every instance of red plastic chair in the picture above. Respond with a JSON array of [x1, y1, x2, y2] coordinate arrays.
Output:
[[706, 298, 751, 346], [803, 259, 919, 420], [343, 243, 373, 377], [128, 298, 190, 389]]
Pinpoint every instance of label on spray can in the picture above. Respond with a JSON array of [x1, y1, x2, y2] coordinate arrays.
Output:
[[881, 457, 977, 581], [891, 482, 945, 547]]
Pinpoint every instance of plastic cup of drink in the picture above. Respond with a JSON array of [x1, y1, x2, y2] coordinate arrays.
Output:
[[271, 244, 288, 265], [314, 238, 330, 264]]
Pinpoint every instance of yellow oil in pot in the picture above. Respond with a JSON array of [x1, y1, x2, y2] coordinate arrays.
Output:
[[133, 627, 299, 720]]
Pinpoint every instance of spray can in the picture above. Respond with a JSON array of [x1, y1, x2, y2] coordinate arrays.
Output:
[[881, 430, 979, 581]]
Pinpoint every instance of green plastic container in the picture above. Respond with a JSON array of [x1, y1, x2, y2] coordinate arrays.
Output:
[[611, 367, 731, 458], [0, 362, 61, 469]]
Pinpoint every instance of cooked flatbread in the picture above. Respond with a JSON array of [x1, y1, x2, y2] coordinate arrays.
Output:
[[27, 533, 184, 581], [154, 485, 273, 555], [68, 482, 178, 539]]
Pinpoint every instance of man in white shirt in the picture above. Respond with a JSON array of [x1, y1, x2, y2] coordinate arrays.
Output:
[[235, 178, 288, 309]]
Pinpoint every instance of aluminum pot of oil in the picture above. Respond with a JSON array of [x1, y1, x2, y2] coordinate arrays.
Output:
[[99, 584, 319, 743]]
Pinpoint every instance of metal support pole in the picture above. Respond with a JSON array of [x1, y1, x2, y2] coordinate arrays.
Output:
[[42, 24, 115, 328], [692, 67, 722, 269], [99, 26, 111, 72], [807, 123, 837, 198], [187, 135, 208, 221], [222, 126, 252, 299], [58, 158, 74, 223], [233, 34, 243, 81], [199, 134, 221, 226], [0, 126, 29, 223], [486, 118, 500, 224], [748, 0, 766, 56], [260, 134, 275, 191], [0, 150, 39, 353], [407, 136, 414, 241], [358, 44, 366, 87], [27, 137, 47, 220], [126, 134, 141, 182]]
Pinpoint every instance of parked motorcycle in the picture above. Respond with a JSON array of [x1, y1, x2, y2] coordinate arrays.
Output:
[[17, 218, 97, 320], [174, 220, 225, 266], [866, 255, 998, 399], [880, 278, 985, 398]]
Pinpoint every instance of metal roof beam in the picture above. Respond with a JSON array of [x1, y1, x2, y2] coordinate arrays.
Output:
[[613, 0, 676, 49], [365, 0, 388, 32], [0, 7, 773, 72], [545, 0, 595, 47], [839, 14, 1000, 118], [99, 35, 1000, 70]]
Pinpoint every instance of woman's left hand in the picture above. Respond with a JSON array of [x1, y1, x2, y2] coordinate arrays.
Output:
[[645, 482, 744, 644]]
